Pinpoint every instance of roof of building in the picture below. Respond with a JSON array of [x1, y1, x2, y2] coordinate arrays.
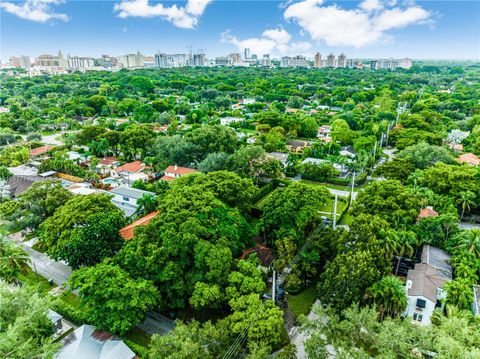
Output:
[[29, 145, 53, 157], [418, 206, 439, 219], [421, 244, 452, 277], [47, 309, 62, 324], [240, 245, 274, 267], [160, 175, 176, 182], [164, 165, 198, 175], [119, 211, 158, 240], [99, 157, 119, 166], [407, 245, 452, 303], [6, 175, 52, 197], [109, 186, 155, 200], [7, 164, 38, 176], [114, 161, 148, 173], [268, 152, 289, 162], [457, 153, 480, 166], [58, 325, 135, 359]]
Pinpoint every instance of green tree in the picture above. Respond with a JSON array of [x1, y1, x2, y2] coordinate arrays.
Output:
[[0, 280, 59, 358], [397, 142, 456, 169], [68, 261, 158, 334], [456, 191, 476, 220], [0, 236, 30, 283], [366, 276, 407, 319]]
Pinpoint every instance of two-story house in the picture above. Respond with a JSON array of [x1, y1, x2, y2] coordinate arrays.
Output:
[[404, 245, 452, 325]]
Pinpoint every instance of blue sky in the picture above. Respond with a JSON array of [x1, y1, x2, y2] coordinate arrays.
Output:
[[1, 0, 479, 61]]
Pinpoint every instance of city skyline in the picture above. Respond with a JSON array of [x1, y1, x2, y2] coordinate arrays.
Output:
[[1, 0, 479, 62]]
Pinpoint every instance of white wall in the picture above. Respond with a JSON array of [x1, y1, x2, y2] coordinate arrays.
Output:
[[404, 295, 436, 325]]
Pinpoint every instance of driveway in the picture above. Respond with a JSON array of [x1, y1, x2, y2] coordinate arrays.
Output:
[[459, 222, 480, 230], [7, 232, 72, 286]]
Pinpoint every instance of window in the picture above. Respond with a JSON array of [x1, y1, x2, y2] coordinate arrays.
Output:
[[413, 312, 423, 322]]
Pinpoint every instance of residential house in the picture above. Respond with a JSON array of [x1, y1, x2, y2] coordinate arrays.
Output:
[[6, 175, 53, 198], [47, 309, 63, 334], [302, 157, 347, 177], [457, 153, 480, 166], [161, 165, 198, 182], [240, 245, 274, 270], [57, 324, 135, 359], [247, 137, 257, 144], [268, 152, 289, 167], [119, 211, 158, 240], [339, 146, 356, 158], [404, 245, 452, 325], [418, 206, 439, 221], [29, 145, 53, 158], [7, 164, 38, 176], [317, 125, 331, 139], [220, 117, 244, 126], [113, 161, 151, 184], [65, 151, 88, 164], [105, 186, 155, 217], [66, 182, 99, 195], [96, 157, 120, 176], [286, 140, 311, 153]]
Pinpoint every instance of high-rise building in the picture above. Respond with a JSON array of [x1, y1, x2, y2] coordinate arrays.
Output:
[[280, 56, 291, 68], [154, 53, 187, 68], [337, 53, 346, 68], [67, 56, 95, 70], [9, 55, 31, 69], [228, 53, 242, 65], [399, 58, 413, 69], [261, 54, 271, 67], [122, 51, 144, 68], [244, 48, 251, 60], [370, 60, 379, 70], [192, 53, 206, 67], [214, 57, 230, 66], [35, 51, 66, 68], [314, 52, 322, 68], [326, 53, 336, 68]]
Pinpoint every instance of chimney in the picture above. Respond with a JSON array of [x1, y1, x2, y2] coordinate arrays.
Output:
[[174, 164, 177, 171]]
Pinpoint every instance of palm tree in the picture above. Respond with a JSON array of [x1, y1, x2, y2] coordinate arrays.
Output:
[[397, 230, 418, 258], [456, 191, 476, 221], [383, 230, 401, 259], [0, 236, 30, 283], [136, 194, 157, 215], [366, 276, 407, 319], [456, 229, 480, 259]]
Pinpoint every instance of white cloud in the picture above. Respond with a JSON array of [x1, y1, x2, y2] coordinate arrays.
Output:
[[284, 0, 431, 48], [114, 0, 213, 29], [221, 28, 311, 56], [0, 0, 68, 23]]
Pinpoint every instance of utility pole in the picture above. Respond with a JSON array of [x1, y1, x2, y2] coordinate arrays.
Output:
[[350, 171, 355, 206], [272, 270, 276, 304], [379, 132, 384, 148], [333, 194, 338, 229], [385, 124, 391, 147], [373, 139, 377, 160]]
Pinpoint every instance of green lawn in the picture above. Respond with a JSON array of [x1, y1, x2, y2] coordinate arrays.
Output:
[[17, 267, 56, 294], [286, 283, 317, 318], [125, 327, 152, 347], [339, 212, 354, 226]]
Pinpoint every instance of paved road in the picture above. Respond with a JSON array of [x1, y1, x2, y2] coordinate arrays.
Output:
[[327, 188, 358, 200], [459, 222, 480, 230], [8, 232, 72, 285]]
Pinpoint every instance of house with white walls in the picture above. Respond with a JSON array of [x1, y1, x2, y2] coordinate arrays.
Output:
[[404, 245, 452, 325]]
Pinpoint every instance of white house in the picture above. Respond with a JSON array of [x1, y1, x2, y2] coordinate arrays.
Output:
[[161, 165, 198, 182], [220, 117, 244, 126], [104, 186, 155, 217], [404, 245, 452, 325]]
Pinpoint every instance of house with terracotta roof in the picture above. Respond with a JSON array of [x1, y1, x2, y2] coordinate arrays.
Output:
[[112, 161, 152, 183], [160, 165, 198, 182], [456, 153, 480, 166], [418, 206, 439, 221], [29, 145, 53, 157], [317, 125, 331, 139], [119, 211, 158, 240], [96, 157, 120, 175]]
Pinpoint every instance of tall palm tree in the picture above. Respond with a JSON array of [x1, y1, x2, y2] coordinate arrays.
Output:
[[383, 230, 401, 259], [366, 275, 407, 319], [0, 236, 30, 283], [397, 230, 418, 258], [136, 194, 157, 215], [456, 191, 476, 221], [456, 229, 480, 259]]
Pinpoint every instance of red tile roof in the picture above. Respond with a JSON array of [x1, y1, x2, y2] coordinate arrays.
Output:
[[119, 211, 158, 240], [457, 153, 480, 166], [418, 206, 439, 219], [160, 175, 176, 182], [29, 145, 53, 157], [115, 161, 149, 173], [99, 157, 118, 166], [164, 165, 198, 175]]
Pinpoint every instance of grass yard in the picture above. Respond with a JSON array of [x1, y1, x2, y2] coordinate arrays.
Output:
[[125, 327, 152, 347], [17, 267, 56, 294], [286, 283, 318, 318], [339, 212, 354, 226]]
